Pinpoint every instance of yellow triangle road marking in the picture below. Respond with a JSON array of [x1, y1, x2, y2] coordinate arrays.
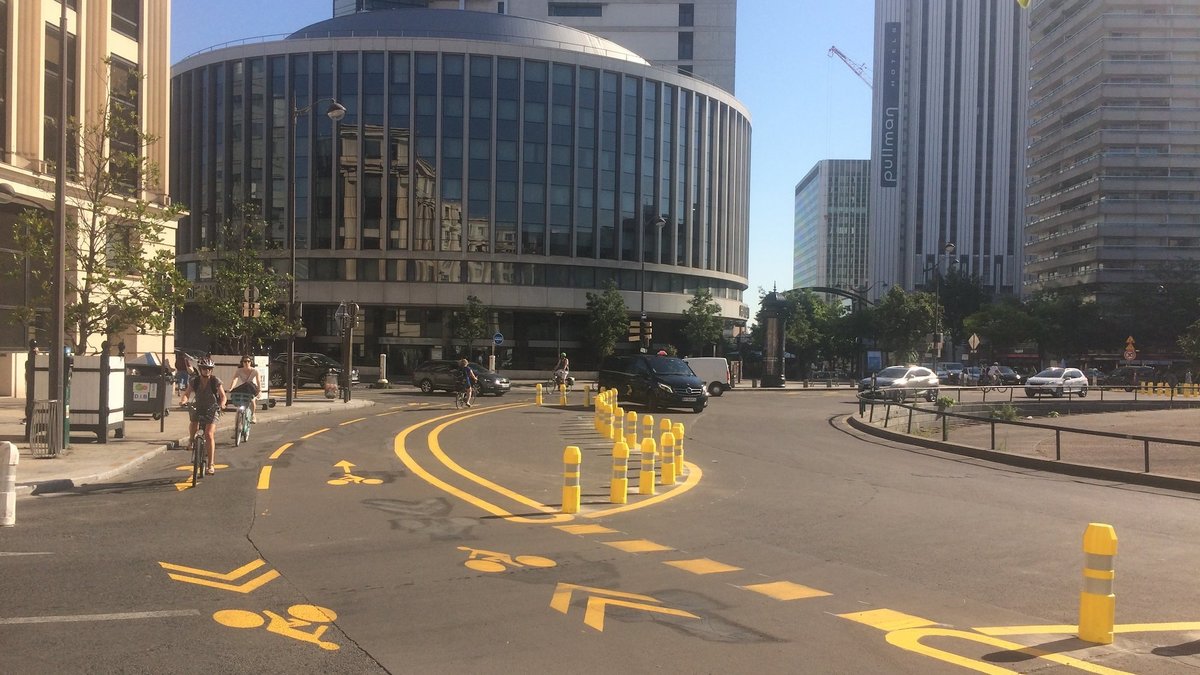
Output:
[[158, 558, 280, 593]]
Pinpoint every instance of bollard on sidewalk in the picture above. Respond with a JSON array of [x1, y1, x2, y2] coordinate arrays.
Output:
[[1078, 522, 1118, 644], [536, 383, 544, 406], [1, 441, 17, 526], [625, 410, 638, 449], [562, 446, 581, 514], [610, 440, 629, 504], [639, 438, 656, 495], [672, 422, 685, 482], [659, 431, 676, 485]]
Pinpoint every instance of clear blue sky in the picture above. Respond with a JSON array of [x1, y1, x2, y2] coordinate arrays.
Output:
[[171, 0, 876, 318]]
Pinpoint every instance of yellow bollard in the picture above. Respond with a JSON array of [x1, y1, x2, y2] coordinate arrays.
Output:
[[562, 446, 582, 514], [672, 422, 685, 482], [659, 418, 672, 437], [614, 407, 625, 444], [639, 438, 656, 495], [659, 431, 676, 485], [642, 414, 654, 450], [610, 440, 629, 504], [1078, 523, 1118, 644], [536, 383, 543, 406], [559, 382, 568, 406], [625, 411, 638, 449]]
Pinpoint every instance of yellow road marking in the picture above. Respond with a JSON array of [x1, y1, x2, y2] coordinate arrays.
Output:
[[257, 466, 272, 490], [741, 581, 831, 601], [886, 627, 1132, 675], [555, 524, 618, 535], [603, 539, 674, 553], [159, 559, 268, 580], [976, 621, 1200, 636], [839, 608, 936, 631], [339, 417, 366, 426], [301, 428, 329, 439], [376, 410, 404, 417], [664, 558, 742, 575], [268, 443, 292, 460], [585, 462, 703, 518]]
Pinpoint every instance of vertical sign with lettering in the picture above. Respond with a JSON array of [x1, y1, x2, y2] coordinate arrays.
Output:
[[879, 21, 901, 188]]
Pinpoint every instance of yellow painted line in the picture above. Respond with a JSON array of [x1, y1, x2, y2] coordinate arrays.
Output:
[[585, 461, 703, 518], [392, 403, 572, 524], [839, 608, 937, 631], [256, 466, 272, 490], [375, 410, 404, 417], [268, 443, 292, 460], [741, 581, 830, 601], [886, 627, 1132, 675], [159, 559, 267, 580], [664, 558, 742, 575], [555, 524, 618, 535], [301, 428, 329, 439], [603, 539, 674, 553], [339, 417, 366, 426], [976, 621, 1200, 636]]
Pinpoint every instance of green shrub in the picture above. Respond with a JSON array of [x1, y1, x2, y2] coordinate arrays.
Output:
[[990, 403, 1018, 421], [1047, 410, 1060, 418], [936, 395, 956, 409]]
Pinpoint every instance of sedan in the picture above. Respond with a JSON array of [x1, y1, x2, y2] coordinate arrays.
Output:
[[1024, 367, 1088, 398], [858, 365, 940, 402], [996, 366, 1023, 385]]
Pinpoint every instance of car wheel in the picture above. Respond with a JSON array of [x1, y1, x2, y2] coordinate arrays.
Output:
[[925, 388, 938, 402], [894, 389, 907, 402], [1078, 386, 1088, 398], [1053, 387, 1063, 398], [1124, 387, 1134, 392], [693, 402, 705, 413], [269, 371, 284, 388], [708, 382, 724, 397], [419, 379, 435, 394]]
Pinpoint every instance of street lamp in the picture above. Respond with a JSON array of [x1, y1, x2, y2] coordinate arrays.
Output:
[[639, 215, 668, 353], [931, 242, 956, 368], [286, 98, 346, 406], [554, 311, 564, 357]]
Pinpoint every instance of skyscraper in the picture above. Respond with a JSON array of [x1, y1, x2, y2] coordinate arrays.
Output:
[[794, 160, 871, 293], [868, 0, 1028, 299]]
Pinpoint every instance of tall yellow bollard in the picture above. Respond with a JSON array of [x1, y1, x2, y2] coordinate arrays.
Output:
[[614, 407, 625, 444], [642, 414, 654, 450], [659, 418, 673, 437], [672, 422, 685, 482], [625, 411, 638, 449], [562, 446, 582, 514], [639, 438, 657, 495], [659, 431, 676, 485], [536, 383, 544, 406], [559, 382, 568, 406], [1078, 523, 1118, 644], [610, 440, 629, 504]]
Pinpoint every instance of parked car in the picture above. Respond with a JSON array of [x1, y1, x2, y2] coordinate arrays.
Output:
[[858, 365, 940, 402], [961, 366, 983, 386], [1106, 366, 1157, 391], [598, 354, 708, 413], [1084, 368, 1107, 385], [683, 357, 732, 396], [411, 361, 511, 396], [996, 366, 1023, 385], [1024, 367, 1088, 398], [268, 352, 358, 388], [937, 363, 967, 384]]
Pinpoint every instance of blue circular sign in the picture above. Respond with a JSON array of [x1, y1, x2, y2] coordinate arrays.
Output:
[[493, 332, 504, 346]]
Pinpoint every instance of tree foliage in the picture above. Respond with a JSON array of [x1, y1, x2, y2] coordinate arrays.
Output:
[[450, 295, 490, 353], [681, 288, 723, 356], [9, 63, 187, 352], [192, 207, 291, 355], [585, 280, 629, 361], [873, 286, 936, 362]]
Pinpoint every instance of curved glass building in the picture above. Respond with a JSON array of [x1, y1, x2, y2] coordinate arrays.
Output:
[[171, 8, 750, 373]]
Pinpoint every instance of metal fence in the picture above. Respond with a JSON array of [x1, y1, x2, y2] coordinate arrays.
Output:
[[29, 400, 64, 458]]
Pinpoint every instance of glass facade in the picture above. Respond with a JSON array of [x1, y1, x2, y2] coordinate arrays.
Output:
[[172, 30, 750, 369]]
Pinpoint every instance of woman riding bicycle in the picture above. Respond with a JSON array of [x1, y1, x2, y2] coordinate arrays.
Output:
[[553, 352, 570, 387], [229, 356, 260, 423], [180, 358, 227, 475]]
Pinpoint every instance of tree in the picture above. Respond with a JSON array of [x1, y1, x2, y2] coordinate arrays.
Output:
[[873, 286, 936, 362], [939, 267, 989, 358], [1026, 289, 1105, 363], [450, 295, 490, 355], [585, 280, 629, 361], [10, 63, 187, 352], [963, 298, 1037, 361], [681, 288, 723, 356], [192, 207, 292, 355]]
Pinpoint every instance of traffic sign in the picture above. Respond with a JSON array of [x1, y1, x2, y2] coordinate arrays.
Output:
[[968, 333, 980, 351], [493, 332, 504, 346], [1123, 349, 1136, 361]]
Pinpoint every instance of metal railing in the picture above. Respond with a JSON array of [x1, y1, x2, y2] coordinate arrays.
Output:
[[29, 400, 64, 458]]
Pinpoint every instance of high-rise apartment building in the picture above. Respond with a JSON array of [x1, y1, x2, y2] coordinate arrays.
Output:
[[1025, 0, 1200, 299], [794, 160, 870, 293], [332, 0, 737, 93], [0, 0, 172, 394], [868, 0, 1028, 299]]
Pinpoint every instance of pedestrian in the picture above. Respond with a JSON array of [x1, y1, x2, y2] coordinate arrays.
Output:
[[1187, 370, 1194, 386]]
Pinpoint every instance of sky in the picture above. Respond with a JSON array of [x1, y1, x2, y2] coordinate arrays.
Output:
[[170, 0, 877, 318]]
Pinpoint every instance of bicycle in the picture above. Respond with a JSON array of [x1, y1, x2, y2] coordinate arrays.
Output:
[[184, 404, 208, 486], [454, 385, 479, 409], [229, 392, 254, 447], [546, 371, 574, 392], [979, 374, 1009, 394]]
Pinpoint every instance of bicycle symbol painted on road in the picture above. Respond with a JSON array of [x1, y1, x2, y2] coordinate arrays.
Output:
[[327, 460, 382, 486], [213, 604, 340, 650], [457, 546, 556, 573]]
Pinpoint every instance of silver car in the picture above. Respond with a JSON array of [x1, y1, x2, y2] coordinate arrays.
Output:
[[859, 365, 940, 402], [1024, 367, 1088, 398]]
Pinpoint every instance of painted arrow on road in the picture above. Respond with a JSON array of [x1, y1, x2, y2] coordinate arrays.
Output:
[[550, 583, 698, 631], [158, 558, 279, 594]]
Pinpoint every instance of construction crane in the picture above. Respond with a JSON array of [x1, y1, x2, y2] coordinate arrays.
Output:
[[827, 45, 872, 89]]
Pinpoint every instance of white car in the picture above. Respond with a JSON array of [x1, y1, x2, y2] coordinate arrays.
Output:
[[1024, 367, 1088, 398], [858, 365, 940, 402]]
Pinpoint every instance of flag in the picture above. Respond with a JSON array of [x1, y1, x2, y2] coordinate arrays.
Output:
[[1016, 0, 1030, 7]]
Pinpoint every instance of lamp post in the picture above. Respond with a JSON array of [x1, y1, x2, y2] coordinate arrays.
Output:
[[931, 242, 956, 369], [639, 215, 667, 353], [286, 98, 345, 406], [554, 311, 564, 357]]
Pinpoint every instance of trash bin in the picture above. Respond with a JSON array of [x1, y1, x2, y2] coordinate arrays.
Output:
[[125, 364, 169, 419]]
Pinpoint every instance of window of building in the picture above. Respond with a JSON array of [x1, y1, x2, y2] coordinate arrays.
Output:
[[497, 1, 506, 13], [678, 64, 693, 77], [678, 32, 694, 60], [679, 3, 694, 27], [109, 57, 140, 195], [548, 3, 602, 17], [43, 22, 77, 174], [111, 0, 139, 40]]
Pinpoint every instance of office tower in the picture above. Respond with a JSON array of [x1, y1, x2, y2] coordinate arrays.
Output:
[[794, 160, 871, 294]]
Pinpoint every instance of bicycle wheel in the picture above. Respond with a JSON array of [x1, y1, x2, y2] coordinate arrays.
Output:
[[192, 436, 204, 485], [233, 409, 243, 447], [242, 412, 250, 443], [455, 391, 464, 409]]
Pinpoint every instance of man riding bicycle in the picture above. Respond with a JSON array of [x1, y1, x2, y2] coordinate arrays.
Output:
[[553, 352, 570, 387], [180, 357, 227, 475], [986, 362, 1002, 386]]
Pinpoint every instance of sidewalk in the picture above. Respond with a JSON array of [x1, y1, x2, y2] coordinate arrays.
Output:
[[1, 391, 373, 496]]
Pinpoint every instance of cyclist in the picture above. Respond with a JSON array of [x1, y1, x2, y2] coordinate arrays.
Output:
[[553, 352, 570, 387], [457, 358, 478, 407], [987, 362, 1002, 386], [180, 357, 227, 474], [229, 356, 261, 423]]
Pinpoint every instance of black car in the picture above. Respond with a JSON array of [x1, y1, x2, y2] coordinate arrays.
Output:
[[411, 361, 511, 396], [598, 354, 707, 413], [996, 366, 1023, 385], [1107, 366, 1158, 391], [268, 353, 358, 388]]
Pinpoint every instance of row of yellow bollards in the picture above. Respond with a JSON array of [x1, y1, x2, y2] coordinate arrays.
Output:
[[1139, 381, 1200, 397], [536, 381, 593, 407]]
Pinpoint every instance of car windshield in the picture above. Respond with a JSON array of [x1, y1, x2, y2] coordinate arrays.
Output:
[[468, 364, 497, 376], [311, 354, 342, 368], [876, 366, 909, 378], [649, 358, 695, 376], [998, 367, 1016, 375], [1035, 368, 1066, 378]]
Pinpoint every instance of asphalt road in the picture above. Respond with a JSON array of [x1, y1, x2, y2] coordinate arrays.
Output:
[[5, 388, 1200, 673]]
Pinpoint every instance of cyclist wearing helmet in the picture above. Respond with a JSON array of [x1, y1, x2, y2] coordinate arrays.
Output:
[[179, 357, 227, 475], [554, 352, 570, 387], [987, 362, 1002, 386]]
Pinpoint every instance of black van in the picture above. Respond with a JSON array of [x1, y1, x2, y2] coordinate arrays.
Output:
[[598, 354, 708, 413]]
